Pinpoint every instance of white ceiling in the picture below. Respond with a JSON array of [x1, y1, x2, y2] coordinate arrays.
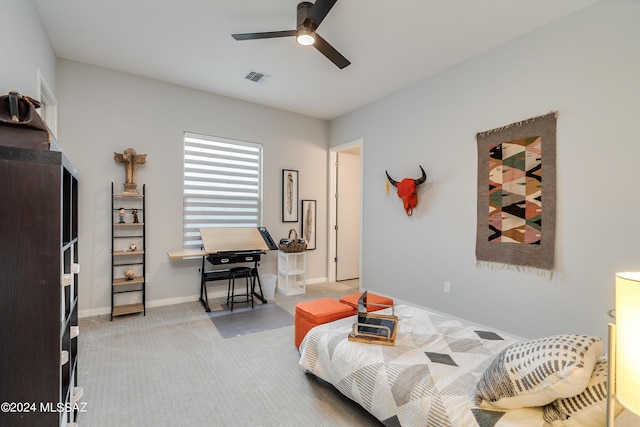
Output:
[[34, 0, 599, 120]]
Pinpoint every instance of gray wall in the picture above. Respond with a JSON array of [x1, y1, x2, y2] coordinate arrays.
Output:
[[56, 61, 329, 316], [3, 0, 330, 317], [329, 0, 640, 339], [5, 0, 640, 340], [0, 0, 56, 99]]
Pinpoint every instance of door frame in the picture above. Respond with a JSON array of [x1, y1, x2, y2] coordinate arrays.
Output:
[[328, 139, 363, 283]]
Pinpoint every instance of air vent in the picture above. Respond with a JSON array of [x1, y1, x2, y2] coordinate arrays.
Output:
[[245, 71, 269, 83]]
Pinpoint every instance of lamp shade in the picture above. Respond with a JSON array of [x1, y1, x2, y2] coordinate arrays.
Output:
[[615, 272, 640, 415]]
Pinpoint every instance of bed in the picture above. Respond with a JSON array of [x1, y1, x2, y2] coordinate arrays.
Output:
[[299, 304, 623, 427]]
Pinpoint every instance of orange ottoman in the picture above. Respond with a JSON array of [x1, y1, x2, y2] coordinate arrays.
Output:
[[295, 298, 355, 348], [339, 292, 394, 312]]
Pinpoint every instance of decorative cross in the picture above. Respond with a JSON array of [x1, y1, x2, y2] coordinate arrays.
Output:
[[114, 148, 147, 194]]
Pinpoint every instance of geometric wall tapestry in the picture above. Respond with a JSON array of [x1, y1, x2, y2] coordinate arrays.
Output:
[[476, 112, 557, 276]]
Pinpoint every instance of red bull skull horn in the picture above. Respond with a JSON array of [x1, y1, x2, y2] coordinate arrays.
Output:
[[385, 165, 427, 216]]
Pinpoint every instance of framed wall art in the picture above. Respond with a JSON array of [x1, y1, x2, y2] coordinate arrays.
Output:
[[282, 169, 299, 222], [301, 199, 316, 250]]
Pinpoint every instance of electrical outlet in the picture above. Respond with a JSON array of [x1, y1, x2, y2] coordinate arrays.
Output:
[[444, 281, 452, 294]]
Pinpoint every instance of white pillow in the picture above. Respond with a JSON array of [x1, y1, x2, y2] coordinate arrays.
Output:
[[474, 334, 603, 409], [543, 356, 623, 427]]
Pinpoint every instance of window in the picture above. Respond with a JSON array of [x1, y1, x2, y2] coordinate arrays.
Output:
[[183, 132, 263, 250]]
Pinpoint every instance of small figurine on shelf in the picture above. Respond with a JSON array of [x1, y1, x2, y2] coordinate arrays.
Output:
[[132, 208, 139, 223], [129, 243, 137, 251], [118, 208, 126, 223]]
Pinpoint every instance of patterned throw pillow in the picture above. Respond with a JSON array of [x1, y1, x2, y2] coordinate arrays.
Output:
[[543, 356, 623, 426], [474, 334, 603, 409]]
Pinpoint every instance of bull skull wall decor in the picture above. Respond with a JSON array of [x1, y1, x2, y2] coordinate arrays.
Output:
[[386, 165, 427, 216]]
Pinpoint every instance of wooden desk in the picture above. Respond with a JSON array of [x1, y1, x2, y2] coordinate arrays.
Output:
[[167, 250, 207, 259], [167, 227, 277, 312]]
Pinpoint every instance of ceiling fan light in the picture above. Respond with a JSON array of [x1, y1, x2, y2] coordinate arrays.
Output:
[[296, 29, 315, 46]]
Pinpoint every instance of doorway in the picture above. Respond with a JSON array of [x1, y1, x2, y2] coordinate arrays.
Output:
[[328, 140, 362, 283]]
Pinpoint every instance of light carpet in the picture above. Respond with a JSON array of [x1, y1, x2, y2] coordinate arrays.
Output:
[[77, 281, 380, 426]]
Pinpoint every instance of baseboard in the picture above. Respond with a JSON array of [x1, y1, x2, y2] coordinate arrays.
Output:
[[79, 276, 329, 318], [306, 276, 328, 285], [79, 307, 111, 318], [147, 294, 201, 308], [79, 294, 200, 319]]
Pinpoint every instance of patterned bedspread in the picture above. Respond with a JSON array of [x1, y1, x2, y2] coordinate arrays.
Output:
[[299, 305, 550, 427]]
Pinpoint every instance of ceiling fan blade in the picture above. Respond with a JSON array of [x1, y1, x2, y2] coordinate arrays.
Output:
[[313, 33, 350, 69], [232, 30, 296, 41], [306, 0, 338, 29]]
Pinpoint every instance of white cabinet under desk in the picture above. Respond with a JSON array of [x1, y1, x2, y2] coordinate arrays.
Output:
[[277, 251, 306, 295]]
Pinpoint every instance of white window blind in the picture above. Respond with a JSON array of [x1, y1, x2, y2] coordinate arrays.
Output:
[[183, 132, 262, 250]]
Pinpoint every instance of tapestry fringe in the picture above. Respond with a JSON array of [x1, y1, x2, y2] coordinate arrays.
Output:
[[476, 260, 554, 280], [476, 111, 558, 138]]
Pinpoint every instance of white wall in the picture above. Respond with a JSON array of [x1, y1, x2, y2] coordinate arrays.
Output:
[[0, 0, 56, 99], [55, 61, 329, 316], [329, 0, 640, 340]]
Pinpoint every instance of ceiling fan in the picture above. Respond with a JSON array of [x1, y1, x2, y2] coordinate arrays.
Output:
[[231, 0, 351, 69]]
